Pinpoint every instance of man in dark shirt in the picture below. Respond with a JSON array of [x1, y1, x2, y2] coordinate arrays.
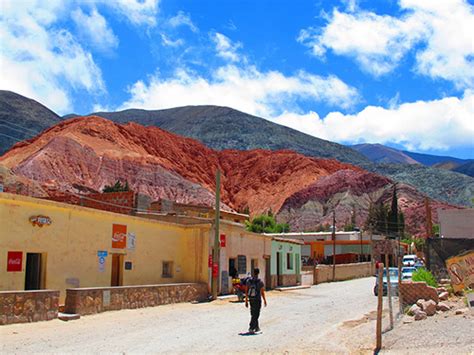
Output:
[[245, 268, 267, 333]]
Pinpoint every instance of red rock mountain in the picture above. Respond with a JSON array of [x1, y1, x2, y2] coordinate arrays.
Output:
[[0, 116, 453, 235]]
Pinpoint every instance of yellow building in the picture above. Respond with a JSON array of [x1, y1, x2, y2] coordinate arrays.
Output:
[[0, 193, 210, 302]]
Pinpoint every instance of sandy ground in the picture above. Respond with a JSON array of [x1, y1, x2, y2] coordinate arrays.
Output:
[[1, 278, 378, 354], [1, 278, 471, 354]]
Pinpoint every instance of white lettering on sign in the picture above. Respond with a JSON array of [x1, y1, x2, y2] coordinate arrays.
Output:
[[112, 232, 126, 243], [8, 258, 21, 265], [29, 215, 52, 227]]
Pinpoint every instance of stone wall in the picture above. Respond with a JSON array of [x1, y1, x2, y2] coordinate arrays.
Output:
[[310, 262, 372, 284], [399, 281, 439, 306], [65, 283, 208, 315], [0, 290, 59, 325]]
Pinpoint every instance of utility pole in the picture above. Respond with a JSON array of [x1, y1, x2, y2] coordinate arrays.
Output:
[[425, 197, 432, 238], [212, 169, 221, 300], [332, 210, 336, 282]]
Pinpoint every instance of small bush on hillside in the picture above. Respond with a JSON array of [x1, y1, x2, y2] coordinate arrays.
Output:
[[412, 268, 438, 288]]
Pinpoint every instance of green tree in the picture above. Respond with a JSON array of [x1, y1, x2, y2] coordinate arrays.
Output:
[[388, 185, 399, 237], [245, 214, 290, 234], [103, 180, 130, 193]]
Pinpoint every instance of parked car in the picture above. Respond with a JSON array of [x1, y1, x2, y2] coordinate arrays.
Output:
[[402, 266, 416, 280], [374, 267, 399, 296], [402, 254, 417, 267]]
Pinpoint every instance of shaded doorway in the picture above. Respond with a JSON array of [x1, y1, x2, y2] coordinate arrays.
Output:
[[111, 254, 124, 286], [25, 253, 42, 290], [276, 252, 282, 286], [265, 257, 271, 290]]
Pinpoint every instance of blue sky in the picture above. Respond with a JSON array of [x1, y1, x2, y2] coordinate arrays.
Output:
[[1, 0, 473, 158]]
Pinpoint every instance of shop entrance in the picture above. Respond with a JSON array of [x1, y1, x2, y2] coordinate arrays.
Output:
[[25, 253, 42, 290], [111, 254, 124, 287]]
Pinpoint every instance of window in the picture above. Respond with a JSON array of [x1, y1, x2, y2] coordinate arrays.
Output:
[[287, 253, 293, 270], [162, 261, 173, 278], [237, 255, 247, 274]]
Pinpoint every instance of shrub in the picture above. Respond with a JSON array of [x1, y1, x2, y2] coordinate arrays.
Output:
[[412, 268, 438, 288]]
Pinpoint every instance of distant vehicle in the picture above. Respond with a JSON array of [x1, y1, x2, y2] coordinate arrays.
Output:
[[402, 267, 416, 280], [374, 267, 399, 296], [414, 259, 425, 269], [402, 254, 417, 267]]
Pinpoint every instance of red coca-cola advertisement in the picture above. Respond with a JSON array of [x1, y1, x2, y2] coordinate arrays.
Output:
[[220, 234, 226, 247], [7, 251, 22, 272], [212, 263, 219, 277]]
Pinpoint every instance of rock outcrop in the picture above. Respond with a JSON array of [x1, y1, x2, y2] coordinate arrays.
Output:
[[0, 116, 455, 233]]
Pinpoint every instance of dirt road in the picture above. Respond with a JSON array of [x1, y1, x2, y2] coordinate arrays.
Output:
[[1, 278, 378, 353]]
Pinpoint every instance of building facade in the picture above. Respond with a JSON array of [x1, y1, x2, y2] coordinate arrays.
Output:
[[0, 193, 209, 302]]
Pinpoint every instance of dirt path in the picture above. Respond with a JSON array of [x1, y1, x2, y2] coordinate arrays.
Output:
[[1, 278, 378, 353]]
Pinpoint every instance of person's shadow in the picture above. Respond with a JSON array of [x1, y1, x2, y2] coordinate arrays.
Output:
[[238, 331, 261, 336]]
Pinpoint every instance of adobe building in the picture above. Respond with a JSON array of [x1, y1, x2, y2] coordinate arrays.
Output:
[[266, 231, 371, 265], [137, 211, 273, 294], [271, 237, 303, 287], [0, 193, 210, 303]]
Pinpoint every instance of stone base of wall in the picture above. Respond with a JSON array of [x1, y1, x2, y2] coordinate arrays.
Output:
[[400, 281, 439, 306], [65, 283, 208, 315], [278, 274, 297, 287], [0, 290, 59, 325], [314, 262, 372, 284]]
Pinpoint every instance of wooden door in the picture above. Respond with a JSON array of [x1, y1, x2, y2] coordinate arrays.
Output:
[[111, 254, 123, 286]]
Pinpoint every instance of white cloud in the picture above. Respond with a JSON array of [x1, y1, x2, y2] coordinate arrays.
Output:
[[0, 0, 105, 114], [168, 11, 198, 32], [71, 7, 119, 52], [299, 0, 474, 88], [121, 65, 359, 117], [160, 33, 184, 47], [212, 33, 242, 62], [273, 90, 474, 152], [114, 0, 159, 27]]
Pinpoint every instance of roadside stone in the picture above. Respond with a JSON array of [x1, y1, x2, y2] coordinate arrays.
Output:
[[421, 300, 437, 316], [414, 310, 427, 321], [455, 308, 468, 315], [416, 299, 425, 307], [408, 304, 421, 316], [438, 292, 449, 301], [436, 302, 450, 312], [437, 287, 448, 294]]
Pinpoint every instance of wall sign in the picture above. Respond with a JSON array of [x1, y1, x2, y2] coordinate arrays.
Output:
[[112, 224, 127, 249], [208, 254, 213, 268], [98, 250, 108, 273], [29, 215, 52, 227], [127, 232, 136, 250], [125, 261, 132, 270], [220, 234, 226, 247], [7, 251, 22, 272]]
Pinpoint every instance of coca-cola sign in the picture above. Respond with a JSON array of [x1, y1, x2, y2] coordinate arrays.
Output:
[[29, 215, 52, 227], [112, 224, 127, 249], [7, 251, 22, 272]]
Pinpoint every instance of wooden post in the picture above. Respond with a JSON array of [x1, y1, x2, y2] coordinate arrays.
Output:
[[211, 170, 221, 300], [332, 210, 336, 281], [376, 262, 384, 352], [398, 256, 403, 315], [385, 254, 394, 330]]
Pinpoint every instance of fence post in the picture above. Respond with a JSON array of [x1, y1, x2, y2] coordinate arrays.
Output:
[[376, 263, 384, 352], [385, 254, 394, 330], [398, 256, 403, 315]]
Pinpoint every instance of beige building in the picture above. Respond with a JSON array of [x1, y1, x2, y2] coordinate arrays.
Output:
[[438, 208, 474, 239]]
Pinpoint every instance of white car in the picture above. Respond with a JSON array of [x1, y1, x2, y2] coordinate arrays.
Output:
[[402, 254, 417, 267]]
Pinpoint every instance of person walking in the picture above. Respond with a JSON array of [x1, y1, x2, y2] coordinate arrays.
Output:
[[245, 268, 267, 333]]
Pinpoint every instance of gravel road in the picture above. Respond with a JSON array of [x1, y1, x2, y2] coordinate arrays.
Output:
[[0, 278, 378, 353]]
